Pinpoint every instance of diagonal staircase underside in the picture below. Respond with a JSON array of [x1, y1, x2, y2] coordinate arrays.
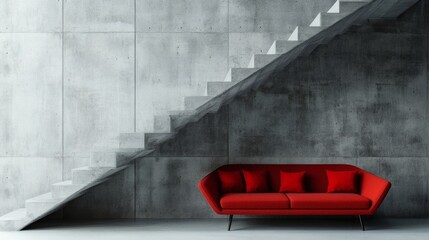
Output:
[[0, 0, 420, 231]]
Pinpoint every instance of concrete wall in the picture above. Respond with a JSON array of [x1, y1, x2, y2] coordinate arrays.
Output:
[[0, 0, 63, 217], [0, 0, 334, 216], [62, 1, 429, 218]]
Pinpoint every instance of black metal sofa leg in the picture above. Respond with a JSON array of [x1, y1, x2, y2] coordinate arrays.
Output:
[[358, 215, 365, 231], [228, 215, 233, 231]]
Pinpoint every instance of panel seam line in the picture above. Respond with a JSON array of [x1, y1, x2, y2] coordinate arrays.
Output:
[[61, 0, 65, 182], [134, 0, 137, 220]]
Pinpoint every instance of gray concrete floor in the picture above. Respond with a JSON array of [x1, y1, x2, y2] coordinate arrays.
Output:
[[0, 218, 428, 240]]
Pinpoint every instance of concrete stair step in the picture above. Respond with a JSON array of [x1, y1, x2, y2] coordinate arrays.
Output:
[[72, 166, 113, 185], [267, 40, 302, 54], [145, 133, 173, 149], [206, 81, 238, 96], [248, 54, 282, 68], [184, 96, 212, 110], [0, 208, 29, 231], [25, 192, 62, 218], [224, 68, 260, 83], [289, 26, 325, 41], [118, 132, 145, 148], [153, 110, 193, 132], [340, 0, 369, 13], [90, 148, 143, 167], [321, 12, 349, 26], [51, 180, 85, 199]]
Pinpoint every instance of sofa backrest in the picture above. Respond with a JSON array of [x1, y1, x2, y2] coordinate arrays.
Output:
[[216, 164, 363, 193]]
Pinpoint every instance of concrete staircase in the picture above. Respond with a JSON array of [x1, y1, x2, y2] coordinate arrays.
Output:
[[175, 0, 371, 123], [0, 147, 154, 230], [0, 0, 419, 231]]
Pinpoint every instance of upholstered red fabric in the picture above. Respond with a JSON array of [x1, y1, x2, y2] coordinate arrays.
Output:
[[279, 171, 306, 193], [287, 193, 371, 209], [243, 170, 269, 193], [209, 164, 363, 193], [198, 171, 222, 214], [198, 164, 391, 216], [221, 193, 290, 209], [218, 170, 245, 193], [326, 170, 357, 193], [220, 209, 374, 215]]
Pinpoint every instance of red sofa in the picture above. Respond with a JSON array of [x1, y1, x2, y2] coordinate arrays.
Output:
[[198, 164, 391, 231]]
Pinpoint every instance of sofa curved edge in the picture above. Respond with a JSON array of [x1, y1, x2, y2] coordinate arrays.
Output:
[[198, 172, 223, 214], [360, 170, 392, 215], [368, 181, 392, 216]]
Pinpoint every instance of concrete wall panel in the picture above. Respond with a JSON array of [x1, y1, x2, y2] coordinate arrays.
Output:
[[154, 109, 229, 157], [230, 157, 357, 165], [64, 33, 135, 157], [0, 33, 62, 156], [136, 33, 228, 132], [63, 165, 135, 218], [378, 158, 429, 217], [64, 0, 134, 32], [0, 157, 62, 216], [136, 0, 228, 32], [229, 0, 336, 32], [0, 0, 62, 32], [379, 177, 428, 217], [136, 157, 227, 218], [357, 158, 381, 176]]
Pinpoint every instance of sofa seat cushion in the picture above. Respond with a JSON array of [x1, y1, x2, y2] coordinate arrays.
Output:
[[287, 193, 371, 209], [220, 193, 290, 209]]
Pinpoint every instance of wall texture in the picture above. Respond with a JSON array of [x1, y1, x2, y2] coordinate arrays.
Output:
[[62, 1, 429, 218], [0, 0, 334, 216]]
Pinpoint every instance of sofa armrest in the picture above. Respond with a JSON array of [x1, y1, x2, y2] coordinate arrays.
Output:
[[360, 171, 391, 214], [198, 171, 222, 214]]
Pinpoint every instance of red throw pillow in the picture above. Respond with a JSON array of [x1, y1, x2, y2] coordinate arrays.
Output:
[[218, 170, 245, 193], [279, 171, 306, 193], [326, 170, 357, 193], [242, 170, 269, 193]]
